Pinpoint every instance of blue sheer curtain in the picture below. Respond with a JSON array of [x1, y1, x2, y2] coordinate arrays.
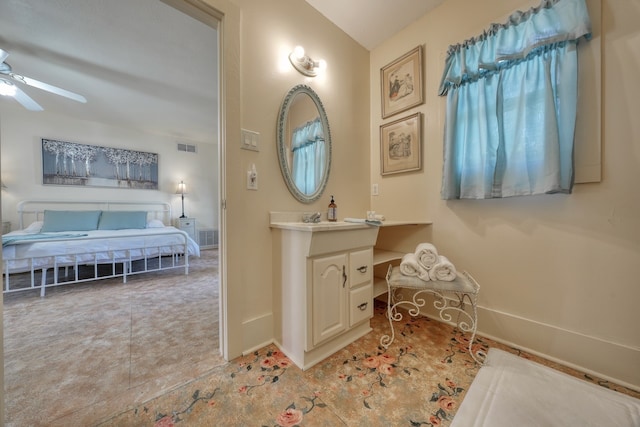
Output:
[[439, 0, 592, 199], [291, 117, 325, 195]]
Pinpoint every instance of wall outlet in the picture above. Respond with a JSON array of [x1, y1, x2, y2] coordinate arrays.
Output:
[[372, 183, 379, 196]]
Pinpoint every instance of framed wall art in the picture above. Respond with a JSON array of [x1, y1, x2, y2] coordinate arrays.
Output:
[[380, 45, 423, 119], [41, 139, 159, 189], [380, 112, 422, 176]]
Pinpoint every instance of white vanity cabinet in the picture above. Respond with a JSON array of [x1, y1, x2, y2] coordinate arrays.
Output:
[[270, 218, 378, 370]]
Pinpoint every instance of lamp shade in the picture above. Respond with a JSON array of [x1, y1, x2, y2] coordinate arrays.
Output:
[[175, 180, 187, 195]]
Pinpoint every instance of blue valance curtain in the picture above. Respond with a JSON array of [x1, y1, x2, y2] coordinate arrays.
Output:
[[439, 0, 592, 199], [291, 117, 325, 195]]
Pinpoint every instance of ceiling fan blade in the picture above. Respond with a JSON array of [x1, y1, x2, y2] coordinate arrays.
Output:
[[0, 49, 9, 64], [12, 85, 44, 111], [12, 73, 87, 103]]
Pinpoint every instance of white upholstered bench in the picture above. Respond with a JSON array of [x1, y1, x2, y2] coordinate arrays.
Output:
[[380, 265, 485, 364]]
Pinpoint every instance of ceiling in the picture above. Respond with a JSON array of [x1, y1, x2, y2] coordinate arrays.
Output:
[[0, 0, 218, 144], [305, 0, 445, 51], [0, 0, 440, 145]]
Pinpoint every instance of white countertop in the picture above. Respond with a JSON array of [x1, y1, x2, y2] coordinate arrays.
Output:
[[269, 220, 373, 232], [269, 212, 431, 232]]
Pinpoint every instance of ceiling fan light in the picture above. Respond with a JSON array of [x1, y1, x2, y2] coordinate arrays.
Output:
[[0, 79, 17, 97]]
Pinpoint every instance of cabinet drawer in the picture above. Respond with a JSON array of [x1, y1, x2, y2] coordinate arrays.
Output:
[[349, 284, 372, 327], [349, 248, 372, 288]]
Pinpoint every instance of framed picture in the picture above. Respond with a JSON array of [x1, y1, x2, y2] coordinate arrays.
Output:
[[380, 112, 422, 176], [381, 45, 423, 119], [42, 139, 159, 189]]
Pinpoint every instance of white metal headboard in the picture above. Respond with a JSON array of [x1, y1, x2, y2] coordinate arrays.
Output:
[[17, 200, 172, 229]]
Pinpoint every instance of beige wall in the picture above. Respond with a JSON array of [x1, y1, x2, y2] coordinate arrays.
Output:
[[370, 0, 640, 389], [226, 0, 370, 352]]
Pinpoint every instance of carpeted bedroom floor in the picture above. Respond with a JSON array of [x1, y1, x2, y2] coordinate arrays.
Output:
[[4, 249, 639, 426], [3, 248, 222, 427]]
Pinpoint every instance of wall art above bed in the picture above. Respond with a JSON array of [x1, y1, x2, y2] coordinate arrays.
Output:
[[41, 139, 159, 189]]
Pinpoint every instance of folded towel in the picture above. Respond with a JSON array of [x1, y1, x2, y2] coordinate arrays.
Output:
[[344, 218, 383, 226], [415, 243, 439, 271], [400, 253, 430, 281], [429, 255, 457, 281]]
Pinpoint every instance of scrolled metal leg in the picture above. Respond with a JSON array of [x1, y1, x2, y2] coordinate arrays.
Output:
[[380, 287, 400, 348]]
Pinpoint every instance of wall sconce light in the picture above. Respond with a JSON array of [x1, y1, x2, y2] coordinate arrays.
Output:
[[175, 180, 188, 218], [289, 46, 327, 77]]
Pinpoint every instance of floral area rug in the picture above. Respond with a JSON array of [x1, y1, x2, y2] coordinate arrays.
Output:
[[104, 301, 639, 427]]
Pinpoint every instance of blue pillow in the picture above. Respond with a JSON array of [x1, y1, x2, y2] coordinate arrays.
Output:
[[98, 211, 148, 230], [41, 210, 102, 232]]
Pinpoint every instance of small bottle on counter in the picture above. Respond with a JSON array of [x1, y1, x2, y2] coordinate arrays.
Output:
[[327, 195, 337, 222]]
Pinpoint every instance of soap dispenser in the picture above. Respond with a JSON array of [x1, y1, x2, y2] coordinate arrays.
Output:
[[328, 195, 337, 222]]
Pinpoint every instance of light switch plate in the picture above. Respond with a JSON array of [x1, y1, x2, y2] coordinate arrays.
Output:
[[241, 129, 260, 151]]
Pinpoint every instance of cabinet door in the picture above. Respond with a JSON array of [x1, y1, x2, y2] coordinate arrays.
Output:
[[312, 253, 348, 347]]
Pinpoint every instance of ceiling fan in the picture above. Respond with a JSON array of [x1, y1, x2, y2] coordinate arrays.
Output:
[[0, 48, 87, 111]]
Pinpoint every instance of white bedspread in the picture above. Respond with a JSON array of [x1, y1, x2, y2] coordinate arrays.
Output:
[[2, 227, 200, 273], [451, 348, 640, 427]]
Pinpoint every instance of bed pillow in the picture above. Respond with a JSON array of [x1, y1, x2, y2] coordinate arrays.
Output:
[[41, 210, 102, 232], [98, 211, 148, 230], [23, 221, 44, 233], [146, 219, 165, 228]]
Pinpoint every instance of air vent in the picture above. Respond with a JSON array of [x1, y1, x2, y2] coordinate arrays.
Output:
[[177, 143, 197, 153], [198, 229, 218, 248]]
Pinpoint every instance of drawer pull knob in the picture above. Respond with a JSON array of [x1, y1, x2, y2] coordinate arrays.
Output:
[[357, 266, 368, 273], [357, 302, 368, 311]]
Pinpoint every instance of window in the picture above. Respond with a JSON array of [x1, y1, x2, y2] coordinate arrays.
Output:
[[439, 0, 592, 199]]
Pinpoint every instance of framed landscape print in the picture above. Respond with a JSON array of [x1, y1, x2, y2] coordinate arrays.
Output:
[[380, 112, 422, 176], [42, 139, 159, 189], [381, 45, 423, 119]]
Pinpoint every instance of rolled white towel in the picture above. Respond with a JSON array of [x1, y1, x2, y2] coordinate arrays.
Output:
[[415, 243, 439, 271], [400, 253, 431, 281], [399, 253, 420, 276], [428, 255, 457, 281]]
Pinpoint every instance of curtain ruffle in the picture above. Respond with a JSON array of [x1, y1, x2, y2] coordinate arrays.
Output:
[[292, 117, 324, 151], [438, 0, 591, 96]]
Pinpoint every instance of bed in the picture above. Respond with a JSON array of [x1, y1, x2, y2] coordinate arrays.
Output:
[[2, 200, 200, 296]]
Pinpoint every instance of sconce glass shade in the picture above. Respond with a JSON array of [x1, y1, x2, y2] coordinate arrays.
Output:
[[289, 46, 325, 77]]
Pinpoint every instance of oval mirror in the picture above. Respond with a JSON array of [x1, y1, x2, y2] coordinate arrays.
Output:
[[276, 84, 331, 203]]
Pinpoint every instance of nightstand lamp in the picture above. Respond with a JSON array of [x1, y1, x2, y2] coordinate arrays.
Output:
[[176, 180, 188, 218]]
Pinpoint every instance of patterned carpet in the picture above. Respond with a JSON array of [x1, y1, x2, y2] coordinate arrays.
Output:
[[101, 301, 639, 427]]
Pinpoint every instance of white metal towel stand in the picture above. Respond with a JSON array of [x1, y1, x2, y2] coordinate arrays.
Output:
[[380, 265, 485, 364]]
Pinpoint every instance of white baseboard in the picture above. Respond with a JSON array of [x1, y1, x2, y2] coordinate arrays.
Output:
[[475, 305, 640, 392], [242, 312, 274, 355], [412, 299, 639, 392]]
